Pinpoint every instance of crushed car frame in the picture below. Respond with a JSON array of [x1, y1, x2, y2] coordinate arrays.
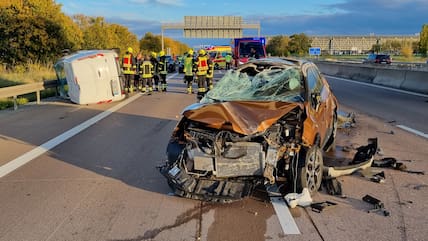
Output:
[[159, 58, 338, 202]]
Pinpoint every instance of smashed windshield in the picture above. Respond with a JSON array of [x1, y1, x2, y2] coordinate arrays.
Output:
[[201, 64, 304, 103]]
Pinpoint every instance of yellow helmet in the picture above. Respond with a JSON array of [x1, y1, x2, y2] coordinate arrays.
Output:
[[159, 50, 165, 57], [188, 49, 194, 55], [127, 47, 133, 53], [198, 49, 206, 56], [150, 51, 157, 58]]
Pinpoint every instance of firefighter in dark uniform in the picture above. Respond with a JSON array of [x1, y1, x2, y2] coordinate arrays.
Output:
[[135, 51, 143, 91], [183, 49, 195, 94], [206, 54, 214, 91], [195, 49, 209, 99], [150, 52, 160, 91], [158, 50, 168, 92], [122, 47, 136, 93], [140, 55, 154, 95]]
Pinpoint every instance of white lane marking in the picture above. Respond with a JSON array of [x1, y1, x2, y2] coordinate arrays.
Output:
[[0, 94, 142, 178], [270, 197, 301, 235], [396, 125, 428, 140], [326, 75, 428, 98]]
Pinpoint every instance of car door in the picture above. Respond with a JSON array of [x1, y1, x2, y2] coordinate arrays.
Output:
[[305, 65, 329, 146]]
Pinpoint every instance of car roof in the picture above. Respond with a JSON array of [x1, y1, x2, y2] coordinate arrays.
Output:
[[238, 57, 307, 69]]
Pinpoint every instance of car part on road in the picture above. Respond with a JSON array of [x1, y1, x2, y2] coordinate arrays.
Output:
[[311, 201, 338, 213], [323, 178, 344, 196], [323, 138, 377, 178], [362, 194, 390, 216], [284, 188, 312, 208]]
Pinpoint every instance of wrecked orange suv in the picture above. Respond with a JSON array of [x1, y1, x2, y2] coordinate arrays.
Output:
[[159, 58, 338, 202]]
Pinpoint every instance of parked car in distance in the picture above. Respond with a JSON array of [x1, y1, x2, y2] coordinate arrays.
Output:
[[159, 58, 338, 203], [363, 54, 392, 64]]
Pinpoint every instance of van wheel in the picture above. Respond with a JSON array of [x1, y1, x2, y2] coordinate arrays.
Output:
[[299, 146, 323, 194]]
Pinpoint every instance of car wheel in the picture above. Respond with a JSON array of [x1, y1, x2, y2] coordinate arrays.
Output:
[[299, 146, 323, 194]]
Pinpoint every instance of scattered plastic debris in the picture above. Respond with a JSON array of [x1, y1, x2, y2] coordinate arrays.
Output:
[[337, 111, 356, 128], [311, 201, 338, 213], [284, 188, 312, 208], [362, 194, 390, 216]]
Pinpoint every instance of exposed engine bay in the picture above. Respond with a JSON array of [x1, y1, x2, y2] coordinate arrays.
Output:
[[158, 107, 305, 203]]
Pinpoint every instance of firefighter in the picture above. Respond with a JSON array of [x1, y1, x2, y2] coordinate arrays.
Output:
[[158, 50, 168, 92], [183, 49, 195, 94], [140, 55, 154, 95], [122, 47, 136, 93], [225, 52, 232, 70], [195, 49, 209, 99], [149, 52, 159, 91], [135, 52, 143, 91], [206, 54, 214, 91]]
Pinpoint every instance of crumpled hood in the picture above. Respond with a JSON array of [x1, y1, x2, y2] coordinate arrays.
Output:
[[182, 101, 302, 135]]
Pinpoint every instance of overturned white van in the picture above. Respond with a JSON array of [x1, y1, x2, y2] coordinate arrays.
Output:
[[54, 50, 125, 105]]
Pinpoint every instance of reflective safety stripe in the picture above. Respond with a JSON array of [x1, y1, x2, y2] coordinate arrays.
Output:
[[141, 61, 153, 78]]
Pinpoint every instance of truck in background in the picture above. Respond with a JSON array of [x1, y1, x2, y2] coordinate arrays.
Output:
[[233, 37, 267, 66]]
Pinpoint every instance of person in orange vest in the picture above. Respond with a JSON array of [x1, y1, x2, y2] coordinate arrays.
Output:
[[195, 49, 209, 99], [122, 47, 136, 93], [140, 55, 154, 95]]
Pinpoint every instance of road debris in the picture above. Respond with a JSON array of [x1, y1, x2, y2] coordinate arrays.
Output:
[[324, 138, 377, 179], [311, 201, 338, 213], [337, 111, 356, 128], [372, 157, 425, 175], [284, 188, 312, 208], [362, 194, 390, 216], [323, 178, 344, 197]]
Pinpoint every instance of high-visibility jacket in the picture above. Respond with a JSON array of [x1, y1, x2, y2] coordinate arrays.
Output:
[[225, 54, 232, 63], [206, 59, 214, 78], [196, 56, 208, 75], [184, 56, 194, 76], [158, 56, 167, 75], [140, 60, 154, 78], [122, 53, 135, 74]]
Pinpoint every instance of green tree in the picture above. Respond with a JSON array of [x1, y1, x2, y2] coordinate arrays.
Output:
[[0, 0, 82, 66], [267, 35, 290, 56], [139, 32, 162, 53], [419, 24, 428, 56], [289, 33, 311, 56]]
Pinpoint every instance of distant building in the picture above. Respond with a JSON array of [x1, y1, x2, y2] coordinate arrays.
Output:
[[309, 35, 419, 55]]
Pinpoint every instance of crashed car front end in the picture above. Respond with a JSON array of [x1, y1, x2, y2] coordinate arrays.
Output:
[[160, 101, 305, 202], [158, 59, 330, 202]]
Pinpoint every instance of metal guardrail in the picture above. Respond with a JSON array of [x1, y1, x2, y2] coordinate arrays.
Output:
[[0, 80, 57, 110]]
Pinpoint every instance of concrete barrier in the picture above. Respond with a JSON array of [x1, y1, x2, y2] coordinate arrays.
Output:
[[401, 70, 428, 93], [373, 69, 406, 88], [314, 61, 428, 95]]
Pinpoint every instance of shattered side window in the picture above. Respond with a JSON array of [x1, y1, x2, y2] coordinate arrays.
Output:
[[201, 66, 304, 103]]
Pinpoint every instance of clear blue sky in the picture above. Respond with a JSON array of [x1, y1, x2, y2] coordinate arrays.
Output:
[[57, 0, 427, 46]]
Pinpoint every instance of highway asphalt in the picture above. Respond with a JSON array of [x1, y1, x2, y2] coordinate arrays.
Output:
[[0, 71, 427, 241]]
